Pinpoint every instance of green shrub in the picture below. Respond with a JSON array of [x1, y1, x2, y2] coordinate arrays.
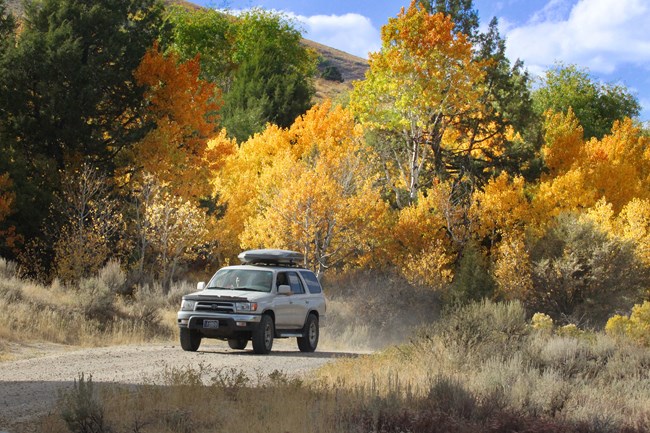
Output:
[[529, 213, 649, 325], [78, 277, 116, 324], [321, 65, 343, 82], [449, 240, 496, 303], [0, 257, 18, 280], [59, 374, 107, 433], [432, 299, 528, 360], [97, 260, 126, 295]]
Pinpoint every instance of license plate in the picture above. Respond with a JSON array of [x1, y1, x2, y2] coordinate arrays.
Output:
[[203, 320, 219, 329]]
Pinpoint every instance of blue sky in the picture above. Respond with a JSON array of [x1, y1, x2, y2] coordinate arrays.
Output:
[[196, 0, 650, 121]]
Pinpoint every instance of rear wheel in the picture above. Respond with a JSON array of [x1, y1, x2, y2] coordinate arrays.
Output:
[[252, 315, 274, 354], [180, 328, 201, 352], [228, 338, 248, 350], [297, 314, 319, 352]]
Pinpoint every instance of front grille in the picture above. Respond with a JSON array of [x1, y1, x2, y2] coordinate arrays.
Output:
[[195, 301, 236, 314]]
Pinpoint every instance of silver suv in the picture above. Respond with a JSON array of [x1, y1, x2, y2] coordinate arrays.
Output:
[[177, 249, 327, 354]]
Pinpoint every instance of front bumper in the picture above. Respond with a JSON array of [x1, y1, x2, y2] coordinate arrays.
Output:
[[177, 312, 262, 339]]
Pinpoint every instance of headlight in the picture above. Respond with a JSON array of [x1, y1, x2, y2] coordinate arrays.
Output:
[[235, 302, 258, 313], [180, 300, 196, 311]]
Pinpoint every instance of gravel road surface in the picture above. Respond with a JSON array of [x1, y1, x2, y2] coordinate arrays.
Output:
[[0, 340, 362, 430]]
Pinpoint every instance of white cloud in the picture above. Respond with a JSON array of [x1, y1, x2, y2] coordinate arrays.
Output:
[[504, 0, 650, 75], [220, 8, 380, 59], [287, 12, 381, 59]]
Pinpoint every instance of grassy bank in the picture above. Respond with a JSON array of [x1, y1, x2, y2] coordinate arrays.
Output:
[[0, 260, 441, 354], [3, 257, 649, 432], [0, 258, 178, 349], [28, 301, 650, 433]]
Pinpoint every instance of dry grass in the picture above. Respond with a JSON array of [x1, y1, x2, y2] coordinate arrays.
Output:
[[5, 258, 650, 432], [34, 331, 650, 433], [316, 300, 650, 432], [0, 258, 177, 350]]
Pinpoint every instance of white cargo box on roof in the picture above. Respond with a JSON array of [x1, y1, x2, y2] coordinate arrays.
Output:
[[238, 249, 304, 265]]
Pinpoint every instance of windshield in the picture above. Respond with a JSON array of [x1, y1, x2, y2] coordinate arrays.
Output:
[[207, 269, 273, 292]]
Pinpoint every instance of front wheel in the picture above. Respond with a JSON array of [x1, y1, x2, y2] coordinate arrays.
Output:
[[297, 314, 319, 352], [252, 315, 274, 354], [180, 327, 201, 352]]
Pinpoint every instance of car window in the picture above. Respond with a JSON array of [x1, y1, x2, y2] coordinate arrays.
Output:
[[299, 270, 322, 294], [209, 269, 273, 292], [287, 272, 305, 294], [276, 272, 288, 288]]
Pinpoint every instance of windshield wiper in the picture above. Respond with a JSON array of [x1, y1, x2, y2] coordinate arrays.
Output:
[[231, 287, 261, 292], [206, 286, 230, 290]]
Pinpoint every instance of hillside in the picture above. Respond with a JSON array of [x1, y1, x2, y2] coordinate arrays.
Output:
[[3, 0, 369, 102], [304, 39, 369, 102]]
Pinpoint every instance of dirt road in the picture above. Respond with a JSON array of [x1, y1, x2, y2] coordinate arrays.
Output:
[[0, 340, 362, 429]]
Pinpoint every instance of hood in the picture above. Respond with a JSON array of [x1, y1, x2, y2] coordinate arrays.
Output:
[[183, 289, 274, 303]]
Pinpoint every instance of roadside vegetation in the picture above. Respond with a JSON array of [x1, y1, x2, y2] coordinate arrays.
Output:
[[0, 258, 178, 348], [31, 302, 650, 433]]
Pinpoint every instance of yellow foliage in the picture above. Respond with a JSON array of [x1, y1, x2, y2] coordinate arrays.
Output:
[[214, 124, 291, 259], [470, 172, 532, 239], [533, 168, 597, 223], [392, 184, 458, 288], [216, 102, 390, 272], [393, 190, 448, 256], [400, 239, 454, 288], [494, 230, 533, 301], [286, 100, 360, 160], [581, 118, 650, 212], [616, 198, 650, 266], [531, 312, 554, 333], [538, 116, 650, 221], [605, 301, 650, 346], [541, 109, 584, 178], [556, 323, 584, 338], [605, 314, 629, 338], [579, 198, 615, 234]]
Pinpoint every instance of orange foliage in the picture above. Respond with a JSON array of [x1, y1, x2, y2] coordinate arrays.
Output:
[[0, 173, 20, 249], [537, 115, 650, 217], [0, 173, 12, 224], [582, 118, 650, 212], [542, 109, 584, 178], [133, 43, 230, 199]]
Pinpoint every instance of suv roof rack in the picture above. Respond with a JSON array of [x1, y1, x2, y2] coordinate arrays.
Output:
[[238, 249, 304, 266]]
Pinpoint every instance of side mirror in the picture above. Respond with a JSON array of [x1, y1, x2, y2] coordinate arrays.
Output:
[[278, 284, 291, 295], [197, 282, 205, 291]]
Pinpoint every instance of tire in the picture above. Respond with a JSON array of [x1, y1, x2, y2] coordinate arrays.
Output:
[[297, 314, 319, 353], [228, 338, 248, 350], [180, 327, 201, 352], [252, 314, 274, 354]]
